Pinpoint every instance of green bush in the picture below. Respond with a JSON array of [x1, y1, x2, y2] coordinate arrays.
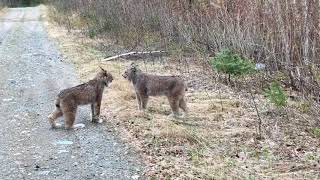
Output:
[[311, 128, 320, 138], [265, 81, 288, 108], [88, 29, 97, 38], [210, 49, 255, 76]]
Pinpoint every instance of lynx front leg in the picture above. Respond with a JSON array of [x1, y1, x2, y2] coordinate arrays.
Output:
[[136, 93, 142, 110], [91, 103, 95, 121], [93, 99, 102, 123], [141, 95, 149, 110]]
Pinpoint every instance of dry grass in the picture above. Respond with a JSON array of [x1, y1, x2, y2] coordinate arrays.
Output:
[[43, 6, 320, 179], [0, 7, 8, 16]]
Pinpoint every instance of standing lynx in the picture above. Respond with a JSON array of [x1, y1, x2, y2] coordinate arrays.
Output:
[[123, 63, 188, 118], [48, 67, 113, 129]]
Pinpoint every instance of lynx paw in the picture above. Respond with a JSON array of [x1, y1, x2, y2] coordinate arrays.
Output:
[[92, 116, 101, 123], [48, 114, 53, 119], [180, 112, 188, 119], [168, 113, 180, 119], [50, 123, 62, 129]]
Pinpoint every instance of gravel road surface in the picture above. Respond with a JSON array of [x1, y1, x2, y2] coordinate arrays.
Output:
[[0, 7, 142, 180]]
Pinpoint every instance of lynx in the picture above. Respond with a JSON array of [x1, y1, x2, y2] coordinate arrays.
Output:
[[48, 67, 113, 129], [123, 63, 188, 118]]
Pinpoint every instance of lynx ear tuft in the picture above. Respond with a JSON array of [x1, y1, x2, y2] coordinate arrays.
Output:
[[130, 62, 139, 72], [99, 66, 106, 72], [130, 62, 138, 68]]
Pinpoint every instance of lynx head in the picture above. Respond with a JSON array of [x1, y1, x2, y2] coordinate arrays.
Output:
[[97, 66, 113, 87], [122, 62, 141, 81]]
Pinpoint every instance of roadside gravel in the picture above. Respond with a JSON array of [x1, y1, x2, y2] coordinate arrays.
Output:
[[0, 7, 143, 180]]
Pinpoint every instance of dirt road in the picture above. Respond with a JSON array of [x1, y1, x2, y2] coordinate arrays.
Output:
[[0, 7, 142, 180]]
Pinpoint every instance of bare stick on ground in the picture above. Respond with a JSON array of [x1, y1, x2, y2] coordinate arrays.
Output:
[[104, 50, 167, 61]]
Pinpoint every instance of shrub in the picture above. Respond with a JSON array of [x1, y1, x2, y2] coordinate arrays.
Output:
[[264, 81, 288, 108], [211, 49, 255, 78], [311, 128, 320, 138], [48, 0, 320, 98], [88, 29, 97, 39]]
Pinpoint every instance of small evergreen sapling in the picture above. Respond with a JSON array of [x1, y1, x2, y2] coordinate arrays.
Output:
[[210, 49, 255, 81], [265, 81, 288, 108]]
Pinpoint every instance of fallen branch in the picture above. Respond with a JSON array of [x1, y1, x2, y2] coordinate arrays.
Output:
[[104, 50, 167, 61]]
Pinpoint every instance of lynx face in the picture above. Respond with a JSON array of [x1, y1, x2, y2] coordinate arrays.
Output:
[[122, 63, 139, 81], [103, 72, 113, 87], [98, 68, 113, 87]]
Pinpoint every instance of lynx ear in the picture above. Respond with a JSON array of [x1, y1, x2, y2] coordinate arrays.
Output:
[[130, 62, 138, 68]]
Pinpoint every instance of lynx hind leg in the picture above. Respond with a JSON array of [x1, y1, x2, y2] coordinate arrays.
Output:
[[63, 111, 76, 130], [168, 97, 180, 118], [63, 107, 85, 130], [48, 108, 63, 128], [60, 101, 78, 130], [141, 95, 149, 110]]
